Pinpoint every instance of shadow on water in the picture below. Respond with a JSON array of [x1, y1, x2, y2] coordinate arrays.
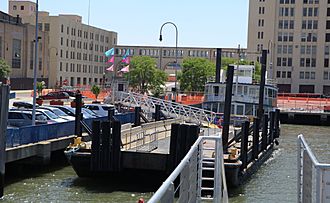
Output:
[[4, 150, 69, 186], [71, 170, 167, 193]]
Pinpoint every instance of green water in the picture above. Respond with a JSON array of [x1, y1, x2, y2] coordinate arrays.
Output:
[[1, 124, 330, 202]]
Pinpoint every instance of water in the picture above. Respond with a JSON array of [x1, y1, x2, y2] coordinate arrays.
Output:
[[1, 124, 330, 202]]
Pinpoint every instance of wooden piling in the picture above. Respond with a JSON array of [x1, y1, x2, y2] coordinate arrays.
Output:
[[168, 123, 180, 172], [108, 108, 115, 122], [253, 117, 260, 159], [0, 85, 9, 198], [240, 121, 250, 171], [91, 121, 101, 171], [274, 109, 280, 139], [262, 114, 268, 151], [155, 104, 161, 121], [111, 120, 121, 172], [222, 65, 234, 150], [257, 50, 267, 119], [269, 111, 275, 144], [75, 93, 82, 137], [101, 121, 111, 171], [134, 106, 141, 126]]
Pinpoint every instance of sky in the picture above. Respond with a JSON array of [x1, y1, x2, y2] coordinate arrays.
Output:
[[0, 0, 249, 48]]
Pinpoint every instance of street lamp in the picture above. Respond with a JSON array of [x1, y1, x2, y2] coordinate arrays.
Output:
[[159, 22, 178, 102], [32, 0, 39, 125]]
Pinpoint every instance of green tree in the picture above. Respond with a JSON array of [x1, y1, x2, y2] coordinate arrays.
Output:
[[178, 58, 215, 92], [91, 84, 101, 100], [0, 59, 11, 80], [127, 56, 167, 94]]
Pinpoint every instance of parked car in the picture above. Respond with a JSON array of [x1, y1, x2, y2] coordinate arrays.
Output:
[[8, 110, 47, 127], [82, 104, 117, 117], [39, 106, 75, 121], [58, 90, 86, 99], [38, 91, 70, 100], [49, 105, 98, 119], [11, 108, 67, 123]]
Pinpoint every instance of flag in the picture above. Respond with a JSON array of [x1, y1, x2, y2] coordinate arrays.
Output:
[[106, 64, 114, 71], [122, 56, 130, 64], [106, 56, 114, 63], [121, 49, 130, 62], [120, 65, 129, 73], [105, 48, 114, 57]]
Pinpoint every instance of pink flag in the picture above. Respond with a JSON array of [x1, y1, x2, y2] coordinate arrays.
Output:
[[106, 64, 114, 71], [106, 56, 114, 63], [120, 65, 129, 73], [122, 56, 130, 64]]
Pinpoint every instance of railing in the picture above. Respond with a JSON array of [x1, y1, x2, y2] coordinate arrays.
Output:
[[148, 135, 228, 203], [114, 91, 220, 125], [297, 134, 330, 203]]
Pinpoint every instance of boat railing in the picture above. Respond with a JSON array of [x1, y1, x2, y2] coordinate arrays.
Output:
[[148, 135, 228, 203], [297, 134, 330, 203]]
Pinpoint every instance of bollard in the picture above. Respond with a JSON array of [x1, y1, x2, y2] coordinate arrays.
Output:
[[262, 114, 268, 151], [240, 121, 250, 171], [0, 85, 9, 198], [252, 117, 260, 159], [91, 121, 101, 171], [75, 93, 82, 137]]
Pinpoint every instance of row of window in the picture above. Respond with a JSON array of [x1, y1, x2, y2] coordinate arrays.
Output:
[[277, 57, 293, 67], [60, 38, 110, 53], [59, 62, 106, 74], [278, 32, 294, 42], [302, 7, 319, 17], [38, 23, 50, 32], [276, 71, 292, 78], [300, 71, 316, 79], [277, 44, 293, 54], [279, 0, 295, 4], [278, 20, 294, 29], [60, 24, 113, 44], [279, 7, 295, 17], [300, 58, 317, 67], [59, 77, 103, 87], [302, 20, 318, 30]]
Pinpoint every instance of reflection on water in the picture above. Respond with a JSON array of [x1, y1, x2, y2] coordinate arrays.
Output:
[[2, 125, 330, 202]]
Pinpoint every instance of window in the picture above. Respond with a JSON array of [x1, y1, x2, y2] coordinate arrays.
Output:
[[44, 23, 50, 31], [20, 6, 24, 10], [300, 72, 304, 79], [61, 24, 63, 33], [325, 59, 329, 67], [324, 71, 329, 80], [12, 39, 21, 69], [13, 5, 17, 10], [277, 71, 281, 78], [326, 33, 330, 42], [287, 71, 292, 78], [0, 37, 2, 58]]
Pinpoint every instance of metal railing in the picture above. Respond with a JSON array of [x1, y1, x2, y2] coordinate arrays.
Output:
[[114, 91, 219, 125], [148, 135, 228, 203], [297, 134, 330, 203]]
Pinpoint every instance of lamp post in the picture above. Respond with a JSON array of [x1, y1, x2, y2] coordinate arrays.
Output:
[[32, 0, 39, 125], [159, 22, 178, 102]]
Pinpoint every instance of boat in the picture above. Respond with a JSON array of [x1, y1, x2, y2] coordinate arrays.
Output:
[[202, 65, 278, 117]]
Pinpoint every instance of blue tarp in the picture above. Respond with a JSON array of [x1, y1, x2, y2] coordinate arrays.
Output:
[[6, 112, 135, 148]]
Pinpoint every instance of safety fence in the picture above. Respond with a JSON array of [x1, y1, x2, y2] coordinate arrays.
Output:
[[278, 96, 330, 112], [297, 134, 330, 203], [6, 113, 135, 148]]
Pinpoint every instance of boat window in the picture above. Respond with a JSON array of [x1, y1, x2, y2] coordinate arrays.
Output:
[[214, 86, 219, 96], [244, 86, 248, 95], [237, 86, 243, 95]]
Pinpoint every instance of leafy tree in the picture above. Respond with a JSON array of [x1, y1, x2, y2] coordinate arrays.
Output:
[[177, 58, 215, 92], [0, 59, 11, 80], [91, 84, 101, 100], [126, 56, 167, 94]]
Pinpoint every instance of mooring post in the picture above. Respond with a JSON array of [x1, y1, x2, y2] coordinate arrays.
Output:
[[257, 50, 267, 120], [240, 121, 250, 171], [262, 114, 268, 151], [91, 121, 101, 171], [215, 48, 222, 83], [155, 104, 161, 121], [222, 65, 234, 151], [108, 108, 115, 122], [0, 85, 9, 198], [269, 111, 275, 144], [134, 106, 141, 126], [111, 120, 122, 172], [101, 121, 111, 171], [168, 123, 180, 172], [75, 93, 82, 137], [253, 117, 260, 159], [274, 109, 280, 138]]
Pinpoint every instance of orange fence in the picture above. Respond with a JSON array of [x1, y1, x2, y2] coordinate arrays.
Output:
[[164, 94, 204, 105], [277, 96, 330, 112]]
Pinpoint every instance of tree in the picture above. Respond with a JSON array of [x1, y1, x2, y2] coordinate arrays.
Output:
[[91, 84, 101, 101], [126, 56, 167, 94], [178, 58, 215, 92], [0, 59, 11, 81]]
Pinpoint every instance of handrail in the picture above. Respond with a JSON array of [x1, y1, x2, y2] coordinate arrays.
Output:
[[148, 135, 228, 203]]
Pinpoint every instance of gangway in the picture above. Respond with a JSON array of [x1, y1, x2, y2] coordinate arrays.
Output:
[[113, 91, 219, 126]]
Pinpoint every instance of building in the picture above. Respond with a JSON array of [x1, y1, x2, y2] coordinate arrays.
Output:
[[0, 11, 49, 89], [248, 0, 330, 95], [8, 0, 118, 88]]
